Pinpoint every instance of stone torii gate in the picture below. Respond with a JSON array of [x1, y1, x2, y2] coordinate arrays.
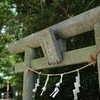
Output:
[[8, 6, 100, 100]]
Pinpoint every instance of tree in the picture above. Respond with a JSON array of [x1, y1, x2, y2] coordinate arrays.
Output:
[[0, 0, 100, 100]]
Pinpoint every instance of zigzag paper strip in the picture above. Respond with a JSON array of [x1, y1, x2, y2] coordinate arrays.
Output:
[[73, 89, 78, 100], [73, 70, 81, 100]]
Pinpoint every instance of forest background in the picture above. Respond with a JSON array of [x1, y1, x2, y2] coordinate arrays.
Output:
[[0, 0, 100, 100]]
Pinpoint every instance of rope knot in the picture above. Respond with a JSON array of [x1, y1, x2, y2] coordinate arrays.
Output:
[[25, 67, 29, 73], [89, 54, 97, 64]]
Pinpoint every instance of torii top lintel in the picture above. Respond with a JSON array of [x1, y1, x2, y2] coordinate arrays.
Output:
[[8, 6, 100, 54]]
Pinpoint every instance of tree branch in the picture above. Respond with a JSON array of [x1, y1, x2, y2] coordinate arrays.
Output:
[[53, 0, 68, 18], [22, 0, 41, 13], [53, 0, 64, 11], [40, 0, 44, 14], [66, 0, 68, 13], [84, 0, 95, 11]]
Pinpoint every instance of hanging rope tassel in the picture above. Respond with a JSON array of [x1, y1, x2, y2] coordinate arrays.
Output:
[[50, 74, 63, 98], [73, 70, 81, 100], [32, 73, 41, 97], [40, 75, 50, 96]]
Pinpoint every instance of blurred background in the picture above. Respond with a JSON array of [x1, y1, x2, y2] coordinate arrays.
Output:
[[0, 0, 100, 100]]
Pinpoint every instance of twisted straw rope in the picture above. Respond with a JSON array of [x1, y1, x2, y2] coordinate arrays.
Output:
[[23, 49, 100, 76]]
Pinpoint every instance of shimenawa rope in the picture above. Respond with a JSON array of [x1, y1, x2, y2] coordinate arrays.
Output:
[[23, 49, 99, 76]]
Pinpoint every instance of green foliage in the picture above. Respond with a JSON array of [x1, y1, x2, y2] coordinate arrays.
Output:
[[0, 0, 100, 100]]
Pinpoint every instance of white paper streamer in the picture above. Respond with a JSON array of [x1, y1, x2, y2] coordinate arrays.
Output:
[[77, 70, 80, 83], [75, 76, 81, 87], [40, 75, 50, 96], [74, 83, 80, 93], [50, 74, 63, 98], [50, 87, 59, 98], [73, 89, 78, 100], [73, 70, 81, 100], [32, 74, 40, 97]]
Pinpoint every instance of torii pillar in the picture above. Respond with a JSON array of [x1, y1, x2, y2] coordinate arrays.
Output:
[[23, 47, 37, 100], [94, 21, 100, 97]]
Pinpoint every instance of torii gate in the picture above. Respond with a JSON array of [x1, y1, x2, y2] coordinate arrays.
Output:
[[8, 6, 100, 100]]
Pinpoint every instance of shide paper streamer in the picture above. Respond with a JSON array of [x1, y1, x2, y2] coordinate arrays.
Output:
[[32, 73, 41, 97], [50, 74, 63, 98], [40, 75, 50, 96], [73, 70, 81, 100]]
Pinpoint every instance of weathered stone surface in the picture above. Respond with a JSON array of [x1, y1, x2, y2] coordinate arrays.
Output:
[[39, 29, 62, 64], [8, 6, 100, 54], [15, 45, 96, 72], [94, 21, 100, 93], [23, 47, 36, 100]]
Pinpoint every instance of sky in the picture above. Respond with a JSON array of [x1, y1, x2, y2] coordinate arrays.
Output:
[[0, 73, 4, 77]]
